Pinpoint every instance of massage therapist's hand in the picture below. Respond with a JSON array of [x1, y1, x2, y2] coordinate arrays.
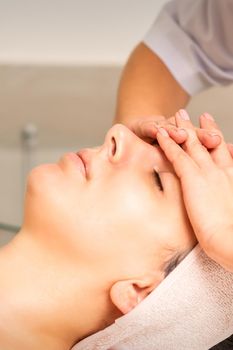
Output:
[[126, 114, 224, 150], [156, 110, 233, 272], [126, 115, 181, 144]]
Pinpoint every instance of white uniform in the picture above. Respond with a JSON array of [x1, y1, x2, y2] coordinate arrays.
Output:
[[143, 0, 233, 95]]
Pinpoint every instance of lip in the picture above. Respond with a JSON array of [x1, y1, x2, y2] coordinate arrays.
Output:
[[66, 152, 87, 178]]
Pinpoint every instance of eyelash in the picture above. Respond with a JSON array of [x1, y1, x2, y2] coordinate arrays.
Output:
[[153, 170, 163, 191]]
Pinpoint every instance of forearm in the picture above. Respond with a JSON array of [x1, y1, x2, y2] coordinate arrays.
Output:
[[114, 42, 190, 126]]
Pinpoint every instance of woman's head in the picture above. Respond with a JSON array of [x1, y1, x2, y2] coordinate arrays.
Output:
[[22, 124, 196, 318]]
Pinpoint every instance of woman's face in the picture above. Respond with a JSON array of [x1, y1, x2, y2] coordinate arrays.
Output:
[[23, 124, 196, 283]]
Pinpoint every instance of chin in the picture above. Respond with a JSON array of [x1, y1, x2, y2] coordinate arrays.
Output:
[[21, 164, 64, 230], [26, 163, 63, 196]]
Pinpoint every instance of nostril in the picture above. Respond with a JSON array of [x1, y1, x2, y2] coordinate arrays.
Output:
[[111, 136, 117, 156]]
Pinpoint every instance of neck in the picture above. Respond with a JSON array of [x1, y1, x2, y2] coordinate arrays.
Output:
[[0, 231, 115, 350]]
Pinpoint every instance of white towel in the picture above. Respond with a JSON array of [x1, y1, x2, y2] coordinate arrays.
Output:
[[72, 244, 233, 350]]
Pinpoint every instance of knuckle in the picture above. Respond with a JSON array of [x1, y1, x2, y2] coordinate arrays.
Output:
[[166, 116, 176, 126], [127, 119, 138, 132], [173, 149, 186, 164], [187, 138, 199, 148], [137, 118, 146, 128], [188, 138, 207, 152]]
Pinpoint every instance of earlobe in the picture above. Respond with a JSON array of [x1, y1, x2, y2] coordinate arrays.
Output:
[[110, 279, 155, 315]]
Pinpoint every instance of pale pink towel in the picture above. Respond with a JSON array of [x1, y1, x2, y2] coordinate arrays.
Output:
[[72, 244, 233, 350]]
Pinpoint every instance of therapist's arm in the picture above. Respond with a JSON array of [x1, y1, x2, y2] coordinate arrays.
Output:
[[114, 42, 190, 126]]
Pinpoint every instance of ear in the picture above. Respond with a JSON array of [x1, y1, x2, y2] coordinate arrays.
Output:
[[110, 279, 156, 314]]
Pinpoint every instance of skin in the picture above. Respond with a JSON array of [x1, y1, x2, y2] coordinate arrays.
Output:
[[113, 41, 233, 269], [157, 110, 233, 271], [0, 124, 196, 350], [113, 41, 232, 154], [113, 42, 190, 144], [114, 42, 190, 124]]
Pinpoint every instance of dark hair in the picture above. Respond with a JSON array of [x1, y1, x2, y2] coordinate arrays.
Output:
[[163, 250, 190, 278]]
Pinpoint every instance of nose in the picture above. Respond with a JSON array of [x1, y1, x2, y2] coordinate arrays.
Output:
[[103, 123, 149, 164], [103, 124, 173, 173], [104, 124, 160, 163]]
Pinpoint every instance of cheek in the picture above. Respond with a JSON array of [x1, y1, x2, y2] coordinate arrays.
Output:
[[99, 176, 150, 219], [86, 176, 156, 243]]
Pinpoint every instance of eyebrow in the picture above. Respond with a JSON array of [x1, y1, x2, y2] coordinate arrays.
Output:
[[163, 250, 189, 278]]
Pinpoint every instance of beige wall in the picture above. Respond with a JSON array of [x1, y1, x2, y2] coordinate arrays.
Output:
[[0, 229, 15, 246], [0, 0, 167, 65]]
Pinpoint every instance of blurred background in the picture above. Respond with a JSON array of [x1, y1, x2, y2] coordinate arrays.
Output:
[[1, 0, 233, 245]]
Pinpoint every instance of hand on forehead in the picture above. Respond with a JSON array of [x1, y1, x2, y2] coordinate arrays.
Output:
[[156, 110, 233, 272]]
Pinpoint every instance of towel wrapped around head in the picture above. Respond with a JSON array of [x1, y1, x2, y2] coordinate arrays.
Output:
[[72, 244, 233, 350]]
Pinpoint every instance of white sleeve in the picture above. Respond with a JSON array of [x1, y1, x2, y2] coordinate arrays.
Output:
[[143, 0, 233, 95]]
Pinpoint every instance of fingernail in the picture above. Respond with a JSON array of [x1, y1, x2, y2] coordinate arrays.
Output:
[[208, 132, 221, 139], [177, 128, 187, 136], [204, 113, 215, 121], [158, 128, 169, 137], [179, 109, 190, 120]]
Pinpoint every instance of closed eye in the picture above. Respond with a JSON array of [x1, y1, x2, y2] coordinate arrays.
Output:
[[153, 170, 163, 191]]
